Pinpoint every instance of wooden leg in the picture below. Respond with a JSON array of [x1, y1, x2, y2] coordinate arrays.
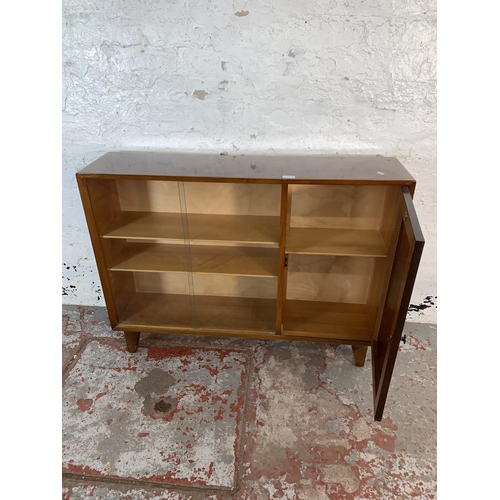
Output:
[[352, 345, 368, 367], [124, 331, 141, 353]]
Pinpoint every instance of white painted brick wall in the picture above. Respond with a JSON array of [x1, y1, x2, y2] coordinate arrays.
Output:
[[62, 0, 436, 322]]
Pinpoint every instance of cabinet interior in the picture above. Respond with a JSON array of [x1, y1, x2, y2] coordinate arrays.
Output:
[[84, 177, 399, 341]]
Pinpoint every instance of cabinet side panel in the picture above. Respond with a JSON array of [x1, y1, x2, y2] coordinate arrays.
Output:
[[365, 258, 391, 319], [76, 176, 123, 326], [368, 187, 404, 322], [379, 186, 400, 247], [84, 178, 122, 233], [184, 182, 281, 216], [108, 272, 136, 320]]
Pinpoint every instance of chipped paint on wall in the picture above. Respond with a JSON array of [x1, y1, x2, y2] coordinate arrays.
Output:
[[407, 286, 437, 324], [62, 259, 103, 303], [62, 0, 437, 322]]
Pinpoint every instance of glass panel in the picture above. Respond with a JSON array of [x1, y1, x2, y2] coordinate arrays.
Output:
[[181, 181, 282, 334], [85, 178, 195, 331]]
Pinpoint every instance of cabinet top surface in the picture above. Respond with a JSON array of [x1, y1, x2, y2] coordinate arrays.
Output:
[[77, 151, 416, 184]]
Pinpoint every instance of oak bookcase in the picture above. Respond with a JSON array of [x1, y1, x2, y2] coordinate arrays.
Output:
[[76, 152, 424, 420]]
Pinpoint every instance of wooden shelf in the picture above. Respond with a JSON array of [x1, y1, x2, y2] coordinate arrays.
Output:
[[286, 228, 388, 257], [282, 300, 375, 342], [101, 212, 280, 246], [117, 293, 276, 334], [108, 243, 278, 277], [102, 212, 183, 240]]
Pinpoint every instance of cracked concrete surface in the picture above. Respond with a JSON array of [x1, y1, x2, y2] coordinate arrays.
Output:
[[62, 305, 436, 499], [63, 341, 247, 489]]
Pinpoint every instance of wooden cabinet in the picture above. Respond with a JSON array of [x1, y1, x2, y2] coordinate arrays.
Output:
[[76, 152, 424, 420]]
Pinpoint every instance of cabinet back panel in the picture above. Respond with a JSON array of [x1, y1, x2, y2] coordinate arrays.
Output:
[[132, 272, 277, 299], [289, 185, 388, 230], [193, 296, 276, 332], [193, 274, 277, 299], [133, 272, 191, 295], [286, 255, 375, 304], [116, 180, 182, 213], [184, 182, 281, 216]]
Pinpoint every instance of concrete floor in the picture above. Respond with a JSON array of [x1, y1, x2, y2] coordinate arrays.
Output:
[[62, 305, 436, 499]]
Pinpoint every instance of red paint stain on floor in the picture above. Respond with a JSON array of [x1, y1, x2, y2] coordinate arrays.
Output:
[[76, 398, 93, 412]]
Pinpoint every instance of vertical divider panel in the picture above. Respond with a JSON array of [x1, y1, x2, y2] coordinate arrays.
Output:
[[276, 184, 289, 334], [178, 181, 197, 329]]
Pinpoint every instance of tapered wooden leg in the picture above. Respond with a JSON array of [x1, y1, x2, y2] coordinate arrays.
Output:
[[352, 345, 368, 367], [124, 331, 141, 353]]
